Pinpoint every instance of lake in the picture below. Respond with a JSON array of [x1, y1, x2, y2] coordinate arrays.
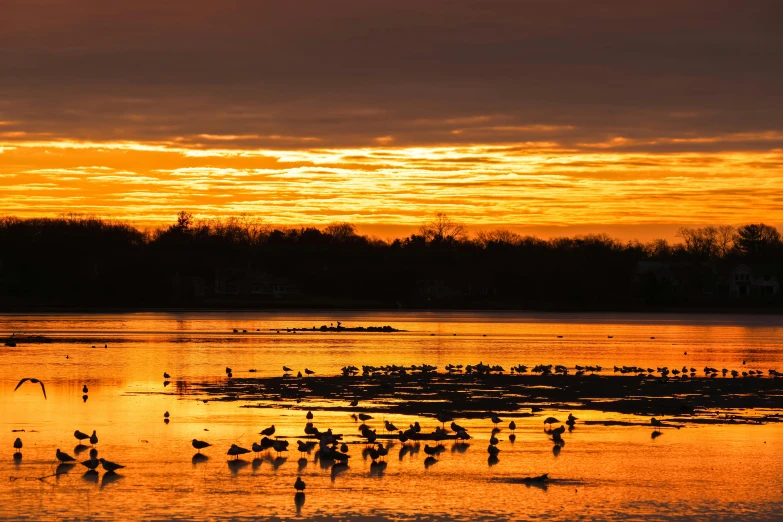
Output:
[[1, 311, 782, 520]]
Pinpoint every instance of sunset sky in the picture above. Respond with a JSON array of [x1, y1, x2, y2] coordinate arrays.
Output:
[[1, 1, 782, 239]]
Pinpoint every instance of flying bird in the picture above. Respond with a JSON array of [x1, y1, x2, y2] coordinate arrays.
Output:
[[14, 378, 47, 399]]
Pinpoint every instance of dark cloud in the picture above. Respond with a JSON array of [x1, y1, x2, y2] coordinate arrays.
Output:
[[1, 0, 781, 150]]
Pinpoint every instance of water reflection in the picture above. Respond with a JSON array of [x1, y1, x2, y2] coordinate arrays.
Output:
[[227, 459, 249, 475], [369, 460, 387, 477], [191, 454, 209, 466], [294, 492, 305, 515], [82, 470, 99, 483], [100, 471, 123, 489], [74, 444, 89, 455], [330, 462, 348, 481]]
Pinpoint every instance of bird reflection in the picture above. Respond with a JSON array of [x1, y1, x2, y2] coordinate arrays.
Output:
[[488, 455, 499, 466], [192, 454, 209, 466], [509, 434, 516, 444], [82, 395, 88, 403], [553, 445, 561, 457], [369, 460, 387, 477], [294, 492, 305, 514], [100, 471, 124, 489], [271, 456, 287, 470], [74, 444, 89, 455], [13, 452, 22, 468], [451, 442, 470, 454], [331, 462, 349, 481], [524, 480, 548, 492], [82, 470, 99, 483], [424, 456, 437, 468], [651, 430, 663, 440], [56, 463, 76, 477], [252, 458, 263, 471], [298, 458, 308, 472], [227, 459, 249, 475]]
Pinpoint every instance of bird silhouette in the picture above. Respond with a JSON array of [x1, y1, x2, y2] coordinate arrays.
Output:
[[295, 476, 306, 492], [192, 439, 211, 453], [14, 378, 47, 399], [56, 448, 75, 462], [13, 438, 22, 453], [304, 368, 315, 376], [89, 430, 98, 446], [74, 430, 90, 442], [99, 458, 125, 472], [82, 385, 88, 394], [283, 366, 293, 372], [260, 425, 275, 437]]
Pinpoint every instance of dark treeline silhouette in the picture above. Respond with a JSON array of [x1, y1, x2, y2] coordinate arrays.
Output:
[[1, 212, 781, 310]]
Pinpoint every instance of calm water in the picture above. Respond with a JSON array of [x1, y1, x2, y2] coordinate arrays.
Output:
[[1, 311, 782, 520]]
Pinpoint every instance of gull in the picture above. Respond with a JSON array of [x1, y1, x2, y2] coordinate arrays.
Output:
[[82, 385, 88, 394], [227, 444, 251, 459], [56, 448, 76, 462], [295, 476, 306, 492], [385, 420, 398, 433], [451, 421, 466, 433], [350, 399, 359, 407], [490, 414, 502, 426], [509, 421, 517, 433], [260, 425, 275, 437], [358, 413, 372, 422], [487, 444, 500, 456], [90, 430, 98, 446], [81, 457, 100, 470], [74, 430, 90, 442], [99, 458, 125, 472], [14, 438, 22, 453], [164, 411, 170, 418], [283, 366, 292, 373], [163, 372, 170, 379], [304, 368, 315, 376], [192, 439, 211, 453], [252, 442, 263, 455], [306, 411, 314, 421], [14, 378, 47, 399]]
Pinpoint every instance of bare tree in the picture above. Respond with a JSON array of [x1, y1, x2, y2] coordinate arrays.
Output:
[[475, 228, 523, 247], [715, 225, 736, 258], [418, 213, 466, 242], [323, 222, 357, 241]]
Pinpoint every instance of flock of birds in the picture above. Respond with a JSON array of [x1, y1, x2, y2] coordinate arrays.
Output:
[[13, 428, 125, 477]]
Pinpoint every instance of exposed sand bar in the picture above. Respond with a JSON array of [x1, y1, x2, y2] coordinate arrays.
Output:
[[160, 373, 783, 425]]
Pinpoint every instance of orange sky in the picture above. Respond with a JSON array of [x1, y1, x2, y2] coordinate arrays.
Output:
[[1, 1, 782, 240]]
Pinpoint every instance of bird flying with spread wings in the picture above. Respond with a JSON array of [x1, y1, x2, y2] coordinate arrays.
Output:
[[14, 378, 47, 399]]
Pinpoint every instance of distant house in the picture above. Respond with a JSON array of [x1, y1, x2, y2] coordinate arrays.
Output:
[[729, 264, 779, 297]]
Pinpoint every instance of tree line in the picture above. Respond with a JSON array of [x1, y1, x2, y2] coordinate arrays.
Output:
[[0, 212, 780, 309]]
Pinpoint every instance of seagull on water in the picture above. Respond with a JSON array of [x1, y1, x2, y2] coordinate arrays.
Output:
[[56, 448, 76, 463], [99, 458, 125, 472], [74, 430, 90, 442], [14, 378, 47, 399], [304, 368, 315, 376], [260, 425, 275, 437], [294, 476, 306, 492], [227, 444, 251, 460], [283, 366, 292, 373], [90, 430, 98, 446], [14, 438, 22, 453], [82, 385, 88, 394], [192, 439, 211, 453]]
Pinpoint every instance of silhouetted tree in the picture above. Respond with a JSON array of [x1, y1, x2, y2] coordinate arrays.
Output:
[[734, 224, 781, 258], [419, 213, 466, 242]]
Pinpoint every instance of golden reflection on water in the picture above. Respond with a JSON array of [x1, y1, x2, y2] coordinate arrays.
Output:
[[1, 312, 783, 520]]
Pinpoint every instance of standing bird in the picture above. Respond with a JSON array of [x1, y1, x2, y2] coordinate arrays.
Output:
[[13, 438, 22, 453], [260, 425, 276, 437], [227, 444, 251, 460], [306, 411, 314, 422], [164, 411, 170, 419], [385, 420, 398, 434], [163, 372, 170, 379], [74, 430, 90, 443], [14, 378, 47, 399], [283, 366, 292, 373], [358, 413, 373, 422], [56, 448, 75, 463], [82, 385, 88, 394], [192, 439, 211, 453], [304, 368, 315, 376], [81, 457, 100, 470], [89, 430, 98, 446], [295, 476, 306, 492], [509, 421, 516, 433], [99, 458, 125, 472]]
